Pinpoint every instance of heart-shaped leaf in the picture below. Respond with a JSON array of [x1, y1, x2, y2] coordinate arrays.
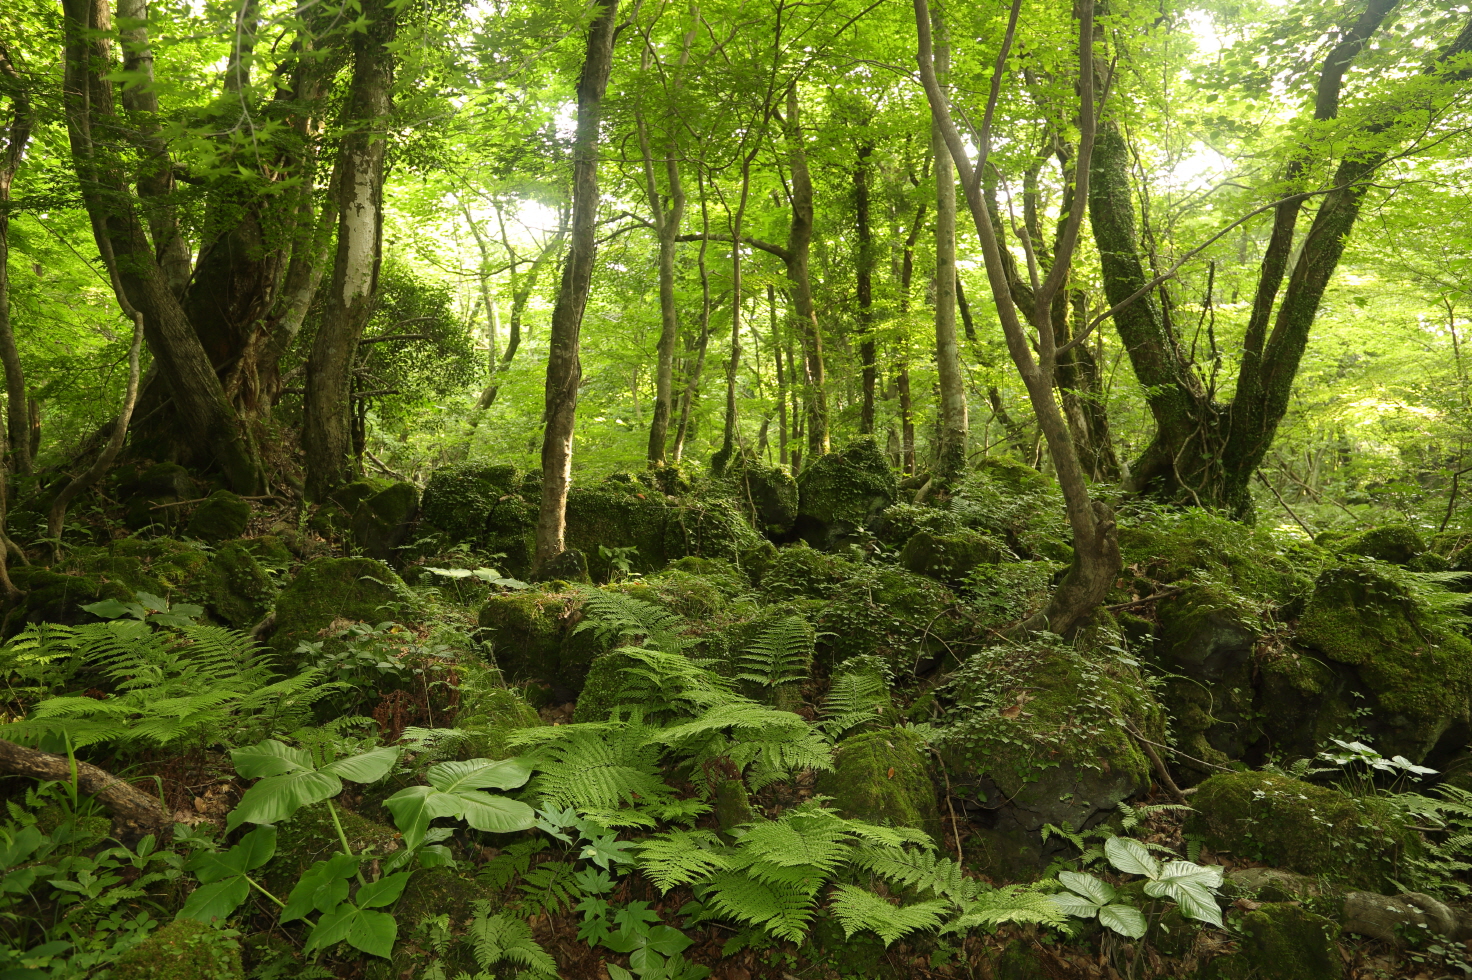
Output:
[[231, 739, 312, 780], [1049, 891, 1103, 919], [356, 871, 411, 909], [178, 826, 277, 922], [227, 769, 342, 830], [306, 904, 399, 959], [1104, 836, 1159, 878], [178, 877, 250, 922], [1098, 903, 1148, 939], [323, 747, 401, 784], [427, 757, 531, 793], [1059, 871, 1115, 905]]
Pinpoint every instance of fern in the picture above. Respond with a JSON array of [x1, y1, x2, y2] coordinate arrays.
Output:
[[571, 586, 700, 655], [944, 885, 1068, 932], [509, 720, 674, 825], [607, 647, 736, 719], [652, 699, 833, 791], [637, 830, 732, 892], [519, 860, 581, 915], [851, 845, 979, 903], [736, 615, 814, 687], [700, 872, 822, 942], [819, 668, 892, 737], [477, 839, 549, 891], [829, 885, 950, 945], [465, 902, 559, 978]]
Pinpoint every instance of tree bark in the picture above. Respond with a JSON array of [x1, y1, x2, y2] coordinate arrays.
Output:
[[532, 0, 619, 570], [783, 87, 829, 458], [929, 7, 966, 479], [0, 739, 168, 842], [855, 142, 877, 436], [0, 44, 33, 478], [302, 0, 396, 501], [770, 284, 788, 467]]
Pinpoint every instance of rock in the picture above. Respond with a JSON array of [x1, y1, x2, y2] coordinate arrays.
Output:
[[451, 685, 543, 760], [817, 566, 964, 674], [1187, 771, 1419, 891], [1226, 867, 1320, 903], [1278, 561, 1472, 762], [1116, 509, 1304, 602], [361, 866, 506, 980], [872, 503, 965, 549], [310, 478, 391, 538], [1152, 583, 1261, 780], [533, 548, 591, 584], [421, 463, 523, 544], [201, 540, 276, 629], [351, 481, 420, 565], [3, 565, 132, 635], [727, 458, 799, 537], [119, 462, 195, 531], [185, 490, 250, 543], [479, 590, 602, 695], [1342, 890, 1467, 944], [794, 438, 897, 549], [934, 636, 1164, 877], [899, 529, 1003, 585], [112, 919, 243, 980], [1201, 903, 1342, 980], [1335, 523, 1426, 565], [269, 557, 410, 664], [817, 727, 942, 841]]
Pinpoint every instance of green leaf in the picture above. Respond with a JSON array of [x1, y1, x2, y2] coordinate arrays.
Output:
[[227, 769, 342, 830], [1048, 891, 1102, 919], [356, 871, 411, 908], [1098, 903, 1148, 939], [324, 747, 401, 784], [187, 826, 277, 882], [1157, 860, 1224, 890], [281, 853, 359, 923], [1145, 878, 1224, 927], [177, 877, 250, 922], [306, 904, 399, 959], [231, 739, 312, 779], [459, 794, 537, 835], [1058, 871, 1114, 905], [384, 780, 535, 850], [80, 598, 139, 620], [1104, 836, 1159, 878], [427, 757, 531, 792]]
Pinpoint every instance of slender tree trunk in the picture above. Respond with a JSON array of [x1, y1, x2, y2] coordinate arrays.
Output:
[[770, 284, 788, 467], [673, 190, 713, 463], [783, 87, 829, 458], [714, 163, 752, 476], [302, 0, 396, 501], [930, 9, 966, 478], [480, 207, 568, 410], [532, 0, 619, 570], [855, 143, 877, 436], [0, 44, 33, 478]]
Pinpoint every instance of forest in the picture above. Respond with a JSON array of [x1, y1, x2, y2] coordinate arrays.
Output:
[[0, 0, 1471, 976]]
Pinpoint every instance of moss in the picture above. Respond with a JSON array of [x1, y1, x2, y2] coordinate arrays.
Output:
[[270, 557, 411, 664], [1335, 523, 1426, 565], [112, 919, 243, 980], [991, 940, 1049, 980], [362, 866, 506, 980], [1186, 771, 1418, 891], [872, 503, 965, 549], [1291, 561, 1472, 760], [451, 682, 544, 759], [726, 458, 800, 537], [795, 437, 897, 548], [201, 541, 276, 629], [3, 565, 132, 634], [900, 529, 1004, 585], [1199, 903, 1342, 980], [1116, 509, 1307, 602], [421, 463, 522, 545], [478, 590, 602, 693], [119, 463, 196, 531], [816, 566, 964, 674], [351, 481, 420, 565], [185, 490, 251, 544], [311, 478, 391, 538], [715, 779, 757, 834], [763, 543, 864, 600], [974, 457, 1053, 495], [817, 727, 942, 841], [534, 548, 591, 583], [259, 802, 401, 897], [573, 648, 643, 722]]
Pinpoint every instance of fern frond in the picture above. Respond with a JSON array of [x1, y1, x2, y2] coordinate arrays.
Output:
[[514, 721, 673, 816], [851, 845, 976, 903], [829, 884, 949, 945], [637, 830, 732, 892], [466, 902, 559, 977], [737, 616, 814, 687], [518, 861, 580, 915], [820, 668, 891, 737], [570, 586, 700, 655], [700, 872, 822, 941], [944, 885, 1067, 933]]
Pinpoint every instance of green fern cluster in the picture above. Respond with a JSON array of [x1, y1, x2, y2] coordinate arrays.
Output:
[[0, 620, 332, 750], [819, 664, 892, 736], [736, 615, 815, 687], [571, 586, 700, 655]]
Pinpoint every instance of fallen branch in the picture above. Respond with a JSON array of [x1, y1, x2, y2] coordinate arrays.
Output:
[[149, 494, 280, 511], [1103, 586, 1185, 612], [0, 738, 168, 842]]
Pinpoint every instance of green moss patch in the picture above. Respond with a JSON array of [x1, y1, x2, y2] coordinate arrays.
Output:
[[113, 919, 243, 980], [795, 437, 897, 547], [270, 557, 411, 664], [186, 490, 250, 544], [817, 727, 942, 841]]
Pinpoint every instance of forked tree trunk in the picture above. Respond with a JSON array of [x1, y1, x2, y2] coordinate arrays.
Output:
[[302, 0, 396, 501], [533, 0, 620, 570]]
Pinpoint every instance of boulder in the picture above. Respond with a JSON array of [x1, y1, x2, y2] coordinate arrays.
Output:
[[899, 529, 1004, 585], [1116, 509, 1305, 602], [258, 802, 400, 898], [421, 463, 523, 544], [1335, 523, 1426, 565], [310, 478, 390, 538], [533, 548, 591, 584], [1200, 903, 1342, 980], [1342, 889, 1469, 944], [351, 481, 420, 565], [185, 490, 250, 543], [872, 502, 965, 550], [934, 636, 1165, 877], [478, 590, 601, 695], [728, 458, 799, 538], [112, 919, 243, 980], [816, 566, 964, 673], [361, 866, 506, 980], [3, 565, 132, 635], [817, 727, 942, 841], [1187, 771, 1419, 891], [269, 557, 410, 663], [201, 540, 276, 629], [118, 462, 195, 531], [794, 438, 897, 549]]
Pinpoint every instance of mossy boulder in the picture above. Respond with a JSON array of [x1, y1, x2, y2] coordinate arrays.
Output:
[[118, 462, 195, 530], [900, 529, 1004, 585], [201, 541, 276, 629], [113, 919, 243, 980], [817, 566, 965, 674], [269, 557, 409, 663], [351, 481, 420, 565], [935, 637, 1165, 876], [3, 565, 132, 635], [310, 478, 391, 538], [1153, 583, 1262, 779], [186, 490, 251, 544], [478, 590, 602, 695], [872, 503, 965, 549], [1116, 509, 1306, 602], [818, 727, 942, 841], [452, 685, 544, 759], [1283, 561, 1472, 762], [362, 866, 507, 980], [1187, 771, 1418, 891], [1335, 523, 1426, 565], [1199, 903, 1342, 980], [728, 459, 800, 537], [420, 465, 526, 567], [795, 438, 897, 549], [763, 543, 864, 600]]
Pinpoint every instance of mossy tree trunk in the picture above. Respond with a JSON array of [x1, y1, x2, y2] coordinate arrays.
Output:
[[930, 7, 967, 479], [533, 0, 620, 570], [783, 87, 829, 460], [1090, 1, 1472, 518], [0, 44, 32, 479]]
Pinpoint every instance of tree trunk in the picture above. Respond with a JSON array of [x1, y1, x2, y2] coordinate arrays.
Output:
[[673, 193, 713, 463], [0, 44, 32, 477], [783, 87, 829, 458], [930, 9, 966, 479], [479, 205, 568, 409], [714, 161, 753, 476], [302, 0, 396, 501], [1056, 291, 1119, 481], [770, 284, 788, 467], [855, 143, 877, 436], [0, 739, 168, 843], [532, 0, 619, 570]]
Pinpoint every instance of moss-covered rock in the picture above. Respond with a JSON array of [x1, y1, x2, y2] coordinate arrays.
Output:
[[186, 490, 250, 544], [258, 802, 401, 898], [478, 590, 603, 695], [452, 684, 544, 759], [201, 540, 276, 629], [1187, 771, 1418, 891], [795, 438, 897, 549], [2, 565, 133, 635], [763, 543, 864, 600], [534, 548, 591, 584], [817, 727, 942, 840], [311, 478, 391, 538], [1284, 561, 1472, 762], [421, 463, 523, 544], [1153, 583, 1262, 780], [113, 919, 243, 980], [1116, 509, 1307, 603], [900, 529, 1003, 585], [269, 557, 410, 663], [119, 462, 195, 531], [872, 503, 965, 549], [1200, 903, 1342, 980], [351, 481, 420, 565], [818, 566, 965, 674], [727, 458, 799, 538], [362, 866, 507, 980], [935, 637, 1165, 876], [1335, 523, 1426, 565]]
